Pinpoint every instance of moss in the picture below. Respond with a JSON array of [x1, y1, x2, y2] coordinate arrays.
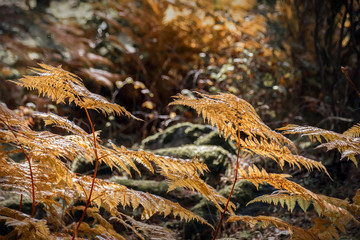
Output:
[[219, 180, 257, 208], [194, 130, 237, 154], [139, 122, 213, 150], [109, 177, 169, 197], [153, 144, 231, 184]]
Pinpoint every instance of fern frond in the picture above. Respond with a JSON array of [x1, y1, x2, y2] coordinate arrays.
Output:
[[161, 170, 235, 214], [33, 111, 88, 136], [308, 218, 342, 240], [0, 103, 30, 131], [241, 137, 329, 176], [279, 124, 341, 143], [16, 64, 135, 118], [343, 122, 360, 137], [170, 92, 294, 148], [73, 176, 212, 227], [227, 215, 318, 240], [318, 140, 359, 167], [280, 124, 360, 167], [0, 207, 51, 239], [108, 146, 231, 212], [112, 212, 175, 240], [71, 206, 125, 240], [247, 192, 311, 213], [238, 165, 358, 223]]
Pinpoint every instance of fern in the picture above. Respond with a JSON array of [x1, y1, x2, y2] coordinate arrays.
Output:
[[227, 215, 318, 240], [0, 64, 227, 239], [279, 124, 360, 166], [171, 92, 359, 239]]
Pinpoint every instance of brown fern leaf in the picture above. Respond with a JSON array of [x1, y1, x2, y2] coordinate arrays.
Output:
[[109, 146, 232, 212], [160, 170, 235, 213], [343, 122, 360, 137], [280, 124, 360, 167], [33, 111, 88, 136], [279, 124, 341, 143], [0, 207, 52, 239], [112, 212, 175, 240], [71, 206, 125, 240], [240, 137, 329, 176], [170, 92, 294, 147], [73, 175, 212, 227], [318, 140, 360, 167], [308, 218, 342, 240], [0, 128, 93, 163], [238, 165, 358, 223], [0, 103, 30, 131], [227, 215, 318, 240], [16, 64, 135, 118], [317, 194, 360, 220], [247, 192, 311, 213]]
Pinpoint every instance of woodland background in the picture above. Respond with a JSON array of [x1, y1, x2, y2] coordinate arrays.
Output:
[[0, 0, 360, 239]]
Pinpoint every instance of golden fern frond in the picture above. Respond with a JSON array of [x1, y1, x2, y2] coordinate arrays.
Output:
[[308, 218, 342, 240], [109, 146, 231, 211], [170, 92, 294, 147], [0, 207, 51, 240], [280, 124, 360, 167], [318, 140, 360, 167], [112, 212, 175, 240], [161, 170, 235, 213], [33, 111, 88, 136], [0, 103, 30, 131], [247, 192, 311, 213], [238, 165, 358, 223], [16, 64, 135, 118], [0, 157, 75, 203], [71, 206, 125, 240], [241, 137, 330, 176], [227, 215, 318, 240], [343, 122, 360, 137], [279, 124, 341, 143], [317, 193, 360, 219], [73, 175, 211, 227]]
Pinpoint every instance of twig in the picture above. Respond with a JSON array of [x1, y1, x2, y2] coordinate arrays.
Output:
[[1, 119, 36, 217], [213, 134, 241, 240], [72, 108, 100, 240], [341, 66, 360, 98]]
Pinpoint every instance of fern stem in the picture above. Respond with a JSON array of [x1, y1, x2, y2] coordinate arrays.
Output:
[[72, 108, 100, 240], [19, 194, 23, 211], [341, 66, 360, 98], [1, 120, 36, 217], [212, 143, 241, 240]]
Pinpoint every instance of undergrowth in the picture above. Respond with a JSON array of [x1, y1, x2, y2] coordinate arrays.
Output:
[[0, 64, 359, 239]]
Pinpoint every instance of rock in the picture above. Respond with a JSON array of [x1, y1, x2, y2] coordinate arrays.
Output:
[[219, 180, 257, 209], [108, 177, 169, 197], [194, 130, 237, 154], [139, 122, 213, 150]]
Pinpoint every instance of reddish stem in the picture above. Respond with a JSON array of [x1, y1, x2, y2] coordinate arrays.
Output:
[[212, 144, 241, 240], [341, 66, 360, 97], [19, 194, 23, 211], [72, 108, 100, 240], [1, 120, 36, 217]]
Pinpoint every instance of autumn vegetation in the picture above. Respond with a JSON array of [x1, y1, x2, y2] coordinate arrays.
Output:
[[0, 0, 359, 239]]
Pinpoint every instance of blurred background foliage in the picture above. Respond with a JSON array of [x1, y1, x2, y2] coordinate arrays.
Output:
[[0, 0, 359, 145]]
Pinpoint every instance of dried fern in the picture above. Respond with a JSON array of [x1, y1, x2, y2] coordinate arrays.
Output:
[[280, 123, 360, 166], [0, 64, 227, 239], [171, 92, 359, 239]]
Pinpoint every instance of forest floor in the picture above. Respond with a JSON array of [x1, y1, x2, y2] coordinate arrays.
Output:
[[0, 1, 359, 239]]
